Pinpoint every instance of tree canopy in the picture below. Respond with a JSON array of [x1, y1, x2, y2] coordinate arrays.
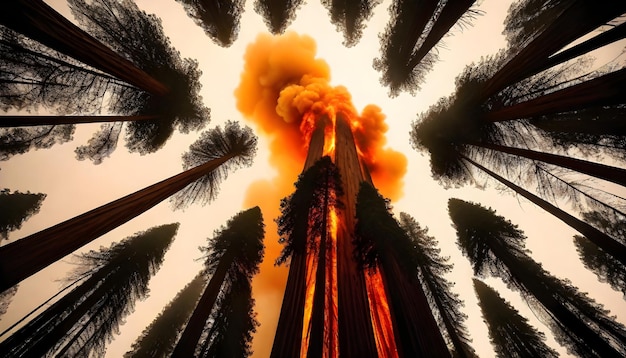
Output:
[[0, 188, 46, 239]]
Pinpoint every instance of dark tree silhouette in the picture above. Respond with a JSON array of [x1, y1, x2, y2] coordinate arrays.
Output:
[[398, 212, 476, 357], [172, 207, 264, 357], [198, 279, 258, 357], [271, 156, 341, 357], [0, 0, 169, 96], [124, 272, 208, 358], [0, 188, 46, 240], [353, 182, 450, 357], [449, 198, 626, 357], [321, 0, 382, 47], [176, 0, 245, 47], [473, 278, 558, 358], [574, 211, 626, 297], [67, 0, 210, 160], [253, 0, 305, 34], [0, 286, 17, 319], [373, 0, 479, 96], [0, 121, 257, 292], [0, 223, 178, 357], [0, 125, 75, 162], [479, 1, 626, 102]]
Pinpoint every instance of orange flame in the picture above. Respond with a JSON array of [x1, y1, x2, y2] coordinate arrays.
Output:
[[235, 32, 407, 357]]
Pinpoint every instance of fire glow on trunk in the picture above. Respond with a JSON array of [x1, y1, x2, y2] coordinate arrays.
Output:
[[236, 32, 408, 357]]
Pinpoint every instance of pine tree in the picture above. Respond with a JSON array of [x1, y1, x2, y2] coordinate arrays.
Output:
[[0, 189, 46, 239], [0, 223, 178, 357], [473, 278, 558, 358]]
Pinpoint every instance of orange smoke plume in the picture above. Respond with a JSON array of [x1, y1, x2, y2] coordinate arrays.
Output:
[[235, 32, 406, 357]]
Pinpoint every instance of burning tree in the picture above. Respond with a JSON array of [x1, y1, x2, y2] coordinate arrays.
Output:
[[235, 33, 414, 357]]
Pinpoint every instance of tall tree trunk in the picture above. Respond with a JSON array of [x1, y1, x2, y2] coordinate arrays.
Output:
[[171, 256, 231, 357], [479, 1, 626, 102], [0, 0, 169, 96], [0, 154, 234, 291], [531, 21, 626, 78], [406, 0, 476, 70], [1, 115, 158, 127], [492, 241, 625, 357], [0, 268, 109, 356], [381, 255, 450, 357], [530, 107, 626, 136], [463, 156, 626, 267], [469, 141, 626, 187], [334, 113, 378, 357], [483, 67, 626, 122], [307, 170, 330, 358]]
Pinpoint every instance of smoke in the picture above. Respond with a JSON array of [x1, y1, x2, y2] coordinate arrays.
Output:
[[234, 32, 406, 357]]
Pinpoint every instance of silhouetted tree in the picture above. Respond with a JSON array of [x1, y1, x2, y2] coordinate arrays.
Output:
[[449, 198, 626, 357], [0, 189, 46, 239], [399, 212, 476, 357], [574, 211, 626, 296], [479, 1, 626, 102], [176, 0, 245, 47], [253, 0, 305, 34], [0, 286, 17, 319], [0, 121, 257, 292], [198, 279, 258, 357], [271, 156, 340, 357], [0, 125, 75, 161], [68, 0, 210, 160], [321, 0, 382, 47], [373, 0, 479, 96], [473, 278, 558, 358], [354, 182, 450, 357], [0, 223, 178, 357], [0, 0, 169, 96], [172, 207, 264, 357], [124, 272, 208, 358]]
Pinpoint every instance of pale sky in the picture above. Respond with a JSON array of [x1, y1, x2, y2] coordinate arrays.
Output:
[[1, 1, 625, 357]]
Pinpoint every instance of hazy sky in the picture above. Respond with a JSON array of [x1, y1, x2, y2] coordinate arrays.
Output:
[[1, 1, 625, 357]]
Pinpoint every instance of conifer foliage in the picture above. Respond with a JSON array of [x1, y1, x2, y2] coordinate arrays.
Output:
[[473, 278, 558, 358], [172, 207, 264, 357], [124, 272, 208, 358], [0, 188, 46, 240], [448, 198, 626, 357], [0, 223, 178, 357]]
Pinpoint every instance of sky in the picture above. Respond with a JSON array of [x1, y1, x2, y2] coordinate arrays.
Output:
[[1, 0, 625, 357]]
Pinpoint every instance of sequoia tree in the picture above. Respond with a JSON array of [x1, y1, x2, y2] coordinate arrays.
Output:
[[172, 207, 264, 356], [0, 121, 257, 292], [0, 223, 177, 357], [253, 0, 305, 34], [449, 198, 626, 357], [176, 0, 245, 47], [0, 188, 46, 240]]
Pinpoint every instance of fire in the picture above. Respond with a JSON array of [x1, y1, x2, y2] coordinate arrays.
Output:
[[366, 269, 399, 358], [235, 32, 407, 357]]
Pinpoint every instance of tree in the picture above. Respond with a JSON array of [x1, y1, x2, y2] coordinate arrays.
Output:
[[373, 0, 479, 96], [574, 211, 626, 296], [0, 223, 178, 357], [253, 0, 305, 34], [172, 207, 264, 357], [478, 1, 626, 102], [68, 0, 210, 159], [353, 182, 450, 357], [124, 272, 208, 358], [271, 156, 340, 357], [399, 212, 476, 357], [448, 198, 626, 357], [0, 0, 169, 97], [0, 189, 46, 239], [473, 278, 558, 358], [0, 286, 17, 319], [321, 0, 382, 47], [176, 0, 245, 47], [0, 121, 257, 292]]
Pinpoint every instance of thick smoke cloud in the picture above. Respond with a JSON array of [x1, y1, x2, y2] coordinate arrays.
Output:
[[234, 32, 406, 357]]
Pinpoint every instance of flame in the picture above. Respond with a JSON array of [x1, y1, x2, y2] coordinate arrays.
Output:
[[235, 32, 407, 357], [325, 208, 339, 358], [366, 269, 399, 358]]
